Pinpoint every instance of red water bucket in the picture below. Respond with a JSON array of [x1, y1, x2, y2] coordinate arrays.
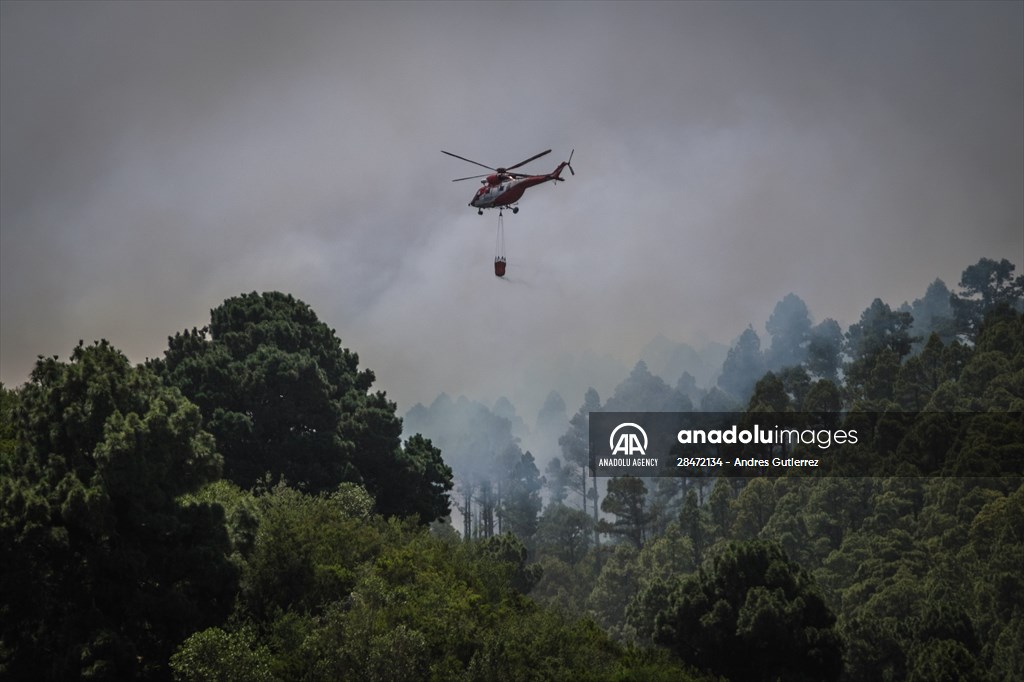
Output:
[[494, 258, 506, 277]]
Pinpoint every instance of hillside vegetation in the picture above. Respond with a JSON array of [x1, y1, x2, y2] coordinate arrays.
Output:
[[1, 257, 1021, 681]]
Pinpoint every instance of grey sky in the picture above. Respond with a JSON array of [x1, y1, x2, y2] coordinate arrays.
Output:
[[2, 1, 1021, 418]]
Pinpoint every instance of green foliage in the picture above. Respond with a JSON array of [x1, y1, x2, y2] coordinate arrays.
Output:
[[170, 627, 276, 682], [731, 477, 777, 540], [535, 502, 594, 565], [953, 257, 1024, 336], [461, 607, 626, 682], [6, 263, 1023, 681], [155, 292, 451, 521], [0, 341, 234, 679], [528, 554, 596, 619], [626, 528, 695, 645], [600, 476, 653, 549], [238, 481, 382, 620], [806, 318, 844, 381], [678, 488, 710, 565], [389, 434, 455, 523], [175, 485, 692, 682], [844, 298, 917, 406], [746, 370, 791, 413], [588, 544, 641, 640], [655, 540, 842, 682], [500, 450, 544, 542], [479, 532, 543, 594], [0, 383, 17, 461]]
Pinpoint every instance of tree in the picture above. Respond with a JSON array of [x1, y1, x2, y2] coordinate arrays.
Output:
[[904, 279, 956, 349], [535, 503, 593, 565], [675, 371, 704, 408], [765, 293, 812, 370], [170, 627, 277, 682], [627, 524, 696, 644], [544, 456, 572, 506], [603, 360, 689, 412], [847, 298, 916, 362], [777, 365, 813, 410], [600, 476, 652, 549], [845, 298, 916, 404], [403, 394, 515, 537], [895, 333, 950, 410], [534, 390, 567, 454], [732, 478, 777, 540], [0, 341, 235, 679], [700, 386, 742, 412], [499, 450, 543, 542], [678, 488, 710, 565], [806, 318, 844, 381], [559, 388, 602, 546], [0, 383, 16, 460], [718, 326, 766, 401], [654, 540, 842, 682], [238, 482, 382, 621], [478, 533, 543, 594], [803, 378, 842, 413], [493, 396, 529, 441], [746, 371, 792, 413], [587, 544, 641, 640], [952, 257, 1024, 337], [383, 434, 453, 524], [707, 477, 734, 542], [154, 292, 450, 521]]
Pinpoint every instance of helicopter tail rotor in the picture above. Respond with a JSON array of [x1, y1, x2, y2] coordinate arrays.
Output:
[[553, 149, 575, 182]]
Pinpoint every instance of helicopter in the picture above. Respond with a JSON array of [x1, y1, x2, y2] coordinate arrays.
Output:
[[442, 148, 574, 215]]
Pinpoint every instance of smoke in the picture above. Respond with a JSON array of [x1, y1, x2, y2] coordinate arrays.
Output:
[[2, 3, 1021, 429]]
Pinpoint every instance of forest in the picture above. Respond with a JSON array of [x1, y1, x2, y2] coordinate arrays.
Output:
[[1, 256, 1022, 681]]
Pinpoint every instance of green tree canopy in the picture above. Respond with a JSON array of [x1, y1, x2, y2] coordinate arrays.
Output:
[[153, 292, 451, 520], [952, 257, 1024, 336], [600, 476, 652, 549], [535, 503, 593, 565], [655, 540, 842, 682], [0, 341, 235, 679]]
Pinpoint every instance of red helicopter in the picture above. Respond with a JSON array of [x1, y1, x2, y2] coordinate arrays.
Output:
[[442, 148, 574, 215]]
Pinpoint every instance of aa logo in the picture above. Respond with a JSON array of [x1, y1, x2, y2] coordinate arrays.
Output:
[[609, 423, 648, 456]]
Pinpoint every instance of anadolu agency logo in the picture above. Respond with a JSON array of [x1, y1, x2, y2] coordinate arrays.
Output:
[[609, 422, 648, 456]]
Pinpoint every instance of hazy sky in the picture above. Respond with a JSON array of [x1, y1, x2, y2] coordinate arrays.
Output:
[[2, 1, 1022, 418]]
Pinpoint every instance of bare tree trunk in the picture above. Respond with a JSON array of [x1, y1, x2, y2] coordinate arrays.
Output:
[[462, 481, 473, 540]]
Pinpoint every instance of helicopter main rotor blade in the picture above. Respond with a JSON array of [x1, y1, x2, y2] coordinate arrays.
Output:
[[441, 150, 495, 172], [451, 173, 490, 182], [505, 149, 551, 172]]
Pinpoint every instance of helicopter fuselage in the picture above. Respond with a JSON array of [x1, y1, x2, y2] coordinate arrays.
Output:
[[469, 162, 570, 212]]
